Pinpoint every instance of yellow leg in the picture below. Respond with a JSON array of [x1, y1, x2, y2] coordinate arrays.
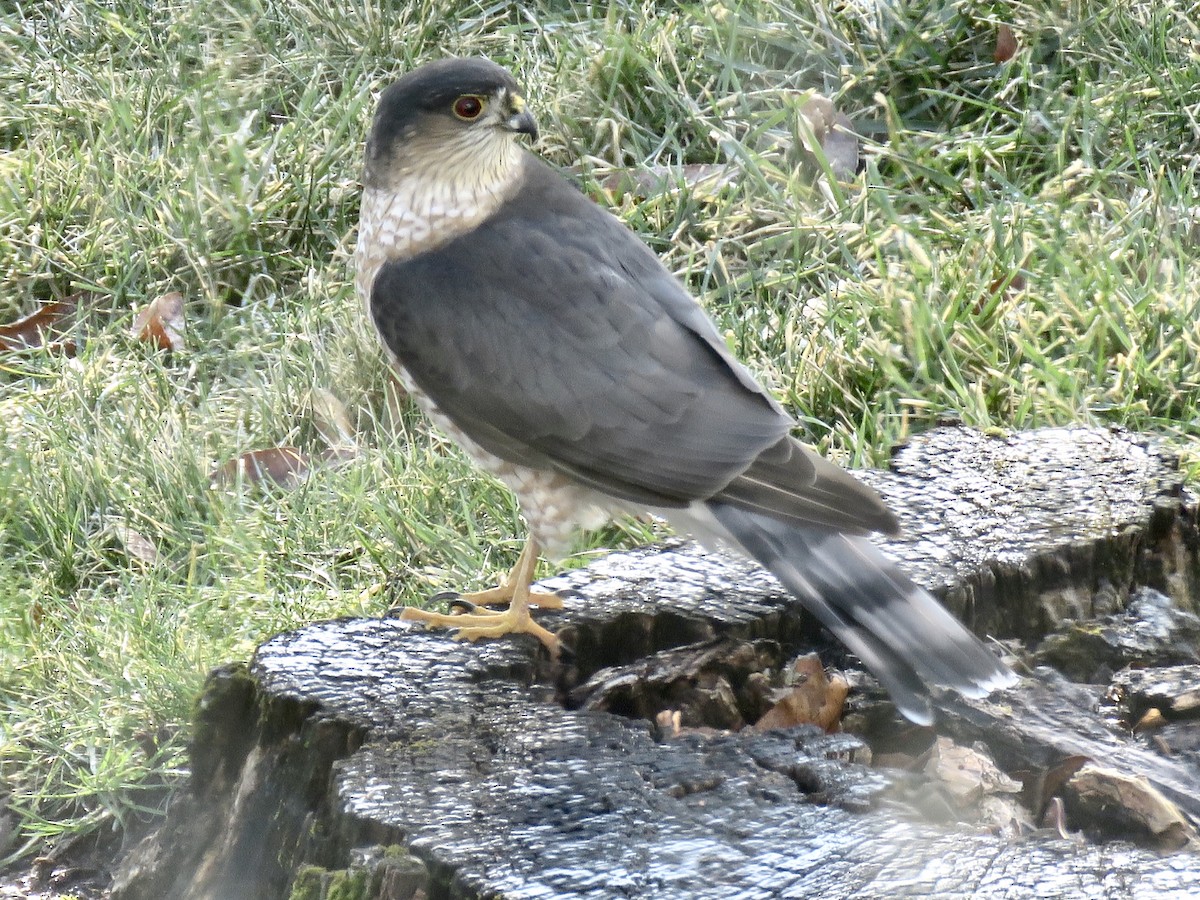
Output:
[[397, 537, 561, 655], [439, 539, 563, 611]]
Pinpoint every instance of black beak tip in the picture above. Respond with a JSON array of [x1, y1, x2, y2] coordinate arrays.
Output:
[[509, 110, 539, 142]]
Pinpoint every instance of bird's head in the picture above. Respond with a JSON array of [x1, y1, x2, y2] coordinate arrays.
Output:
[[363, 57, 538, 191]]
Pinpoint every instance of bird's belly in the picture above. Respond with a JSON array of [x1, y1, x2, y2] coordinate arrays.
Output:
[[391, 363, 619, 560]]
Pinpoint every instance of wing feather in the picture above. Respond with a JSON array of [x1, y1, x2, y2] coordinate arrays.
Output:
[[370, 156, 892, 533]]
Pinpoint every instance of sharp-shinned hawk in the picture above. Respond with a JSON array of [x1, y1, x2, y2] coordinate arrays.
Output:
[[354, 57, 1014, 723]]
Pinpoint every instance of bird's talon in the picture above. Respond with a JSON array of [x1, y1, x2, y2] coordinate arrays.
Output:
[[447, 598, 481, 615], [526, 590, 564, 609]]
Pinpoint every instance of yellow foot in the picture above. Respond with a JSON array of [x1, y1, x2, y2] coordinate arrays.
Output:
[[391, 536, 562, 657], [440, 585, 564, 611], [398, 603, 560, 656]]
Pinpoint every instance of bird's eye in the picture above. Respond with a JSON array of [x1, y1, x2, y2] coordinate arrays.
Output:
[[452, 95, 486, 120]]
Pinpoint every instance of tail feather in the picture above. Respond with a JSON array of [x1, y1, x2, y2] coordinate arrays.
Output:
[[707, 501, 1014, 724], [718, 436, 901, 536]]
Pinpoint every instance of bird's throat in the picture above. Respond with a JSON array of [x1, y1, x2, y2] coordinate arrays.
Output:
[[354, 152, 525, 310]]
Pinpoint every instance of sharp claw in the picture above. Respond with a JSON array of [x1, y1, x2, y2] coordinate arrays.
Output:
[[383, 537, 571, 656], [554, 637, 575, 665]]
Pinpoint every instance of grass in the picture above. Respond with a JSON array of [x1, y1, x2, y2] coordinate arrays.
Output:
[[1, 0, 1198, 868]]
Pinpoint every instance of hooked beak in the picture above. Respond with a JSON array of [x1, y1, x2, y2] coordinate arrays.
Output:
[[503, 94, 539, 141]]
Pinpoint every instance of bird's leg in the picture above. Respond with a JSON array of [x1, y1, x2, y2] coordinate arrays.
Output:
[[398, 537, 561, 655], [441, 538, 563, 610]]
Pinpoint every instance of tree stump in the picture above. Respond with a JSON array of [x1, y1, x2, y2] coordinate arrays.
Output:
[[112, 427, 1200, 899]]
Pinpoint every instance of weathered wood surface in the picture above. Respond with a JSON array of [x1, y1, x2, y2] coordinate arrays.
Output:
[[111, 427, 1200, 899]]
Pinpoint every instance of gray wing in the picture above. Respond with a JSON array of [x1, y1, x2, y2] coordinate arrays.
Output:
[[370, 157, 895, 533]]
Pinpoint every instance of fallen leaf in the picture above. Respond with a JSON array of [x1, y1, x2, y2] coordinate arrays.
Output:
[[595, 164, 738, 200], [1021, 753, 1089, 818], [1041, 796, 1074, 839], [655, 709, 683, 739], [994, 24, 1018, 63], [924, 737, 1021, 806], [105, 519, 160, 567], [1064, 763, 1200, 850], [798, 96, 859, 180], [1134, 707, 1167, 733], [753, 653, 848, 732], [972, 260, 1029, 315], [310, 388, 360, 467], [132, 291, 186, 352], [1113, 665, 1200, 722], [884, 738, 1029, 833], [987, 270, 1027, 300], [210, 446, 310, 489], [0, 294, 84, 354]]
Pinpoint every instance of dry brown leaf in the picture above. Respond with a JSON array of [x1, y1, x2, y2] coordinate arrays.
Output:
[[655, 709, 683, 739], [0, 294, 84, 355], [133, 291, 186, 352], [310, 388, 355, 445], [994, 24, 1018, 64], [798, 96, 859, 180], [210, 393, 362, 494], [596, 164, 738, 200], [924, 737, 1022, 806], [107, 520, 160, 567], [1022, 753, 1089, 816], [987, 270, 1027, 298], [753, 653, 848, 733], [974, 266, 1028, 315], [1065, 764, 1200, 850], [1133, 707, 1168, 733], [210, 447, 310, 489]]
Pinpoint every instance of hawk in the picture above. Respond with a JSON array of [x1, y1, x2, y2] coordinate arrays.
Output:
[[355, 57, 1013, 723]]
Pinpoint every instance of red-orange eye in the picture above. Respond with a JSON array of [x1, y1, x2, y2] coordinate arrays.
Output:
[[453, 95, 485, 120]]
